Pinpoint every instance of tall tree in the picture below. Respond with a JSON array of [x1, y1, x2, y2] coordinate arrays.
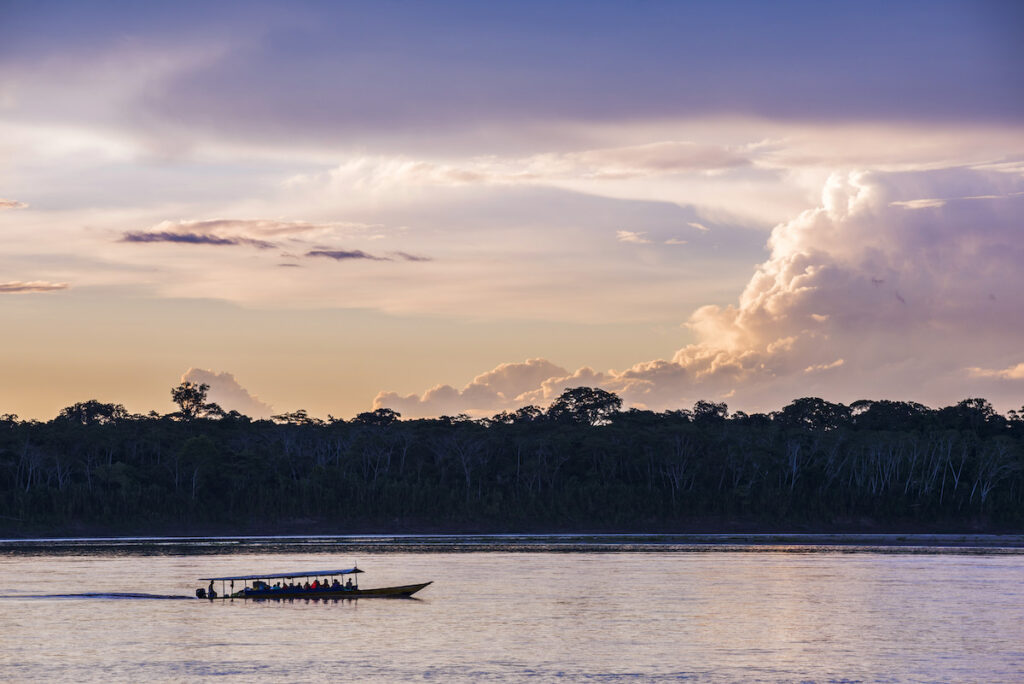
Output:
[[546, 387, 622, 425], [170, 382, 223, 420]]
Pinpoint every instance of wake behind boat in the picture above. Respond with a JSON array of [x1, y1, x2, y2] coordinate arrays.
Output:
[[196, 566, 431, 600]]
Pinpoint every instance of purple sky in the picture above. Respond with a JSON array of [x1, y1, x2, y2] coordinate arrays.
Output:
[[1, 0, 1022, 418]]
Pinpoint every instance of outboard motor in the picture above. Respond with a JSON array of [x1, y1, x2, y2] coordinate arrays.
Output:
[[195, 587, 207, 599]]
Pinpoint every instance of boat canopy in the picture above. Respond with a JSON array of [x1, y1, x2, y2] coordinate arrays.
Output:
[[199, 567, 364, 581]]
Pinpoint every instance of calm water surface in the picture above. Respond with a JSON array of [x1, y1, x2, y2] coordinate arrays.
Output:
[[1, 538, 1022, 682]]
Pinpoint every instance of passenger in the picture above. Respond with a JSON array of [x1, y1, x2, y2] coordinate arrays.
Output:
[[332, 578, 342, 589], [346, 577, 353, 590], [304, 580, 311, 590], [312, 579, 319, 590], [208, 581, 217, 599]]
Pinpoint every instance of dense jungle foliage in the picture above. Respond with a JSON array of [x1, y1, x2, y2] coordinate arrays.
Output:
[[1, 384, 1023, 534]]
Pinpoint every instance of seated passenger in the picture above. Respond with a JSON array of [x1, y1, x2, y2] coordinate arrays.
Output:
[[345, 577, 353, 589], [303, 581, 311, 590], [332, 579, 342, 589]]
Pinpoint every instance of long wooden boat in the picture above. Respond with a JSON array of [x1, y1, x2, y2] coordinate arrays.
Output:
[[196, 566, 431, 600]]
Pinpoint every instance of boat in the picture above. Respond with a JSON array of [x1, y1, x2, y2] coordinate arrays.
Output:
[[196, 566, 431, 600]]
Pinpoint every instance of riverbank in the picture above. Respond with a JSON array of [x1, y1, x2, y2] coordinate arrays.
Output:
[[3, 532, 1024, 555]]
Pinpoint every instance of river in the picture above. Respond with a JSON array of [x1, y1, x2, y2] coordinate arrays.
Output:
[[1, 535, 1022, 682]]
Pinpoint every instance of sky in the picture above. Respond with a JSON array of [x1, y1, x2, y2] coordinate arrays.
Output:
[[1, 0, 1023, 420]]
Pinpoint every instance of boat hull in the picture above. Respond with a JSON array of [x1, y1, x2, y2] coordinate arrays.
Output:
[[216, 581, 432, 600]]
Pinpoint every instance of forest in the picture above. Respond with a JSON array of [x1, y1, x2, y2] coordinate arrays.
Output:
[[1, 383, 1023, 535]]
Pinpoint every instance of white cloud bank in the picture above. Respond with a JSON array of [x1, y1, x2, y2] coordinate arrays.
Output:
[[182, 368, 273, 419], [375, 170, 1024, 416]]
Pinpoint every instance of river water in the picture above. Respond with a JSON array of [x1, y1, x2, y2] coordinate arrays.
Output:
[[0, 536, 1022, 682]]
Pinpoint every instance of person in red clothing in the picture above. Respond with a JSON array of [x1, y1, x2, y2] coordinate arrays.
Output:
[[311, 579, 319, 590]]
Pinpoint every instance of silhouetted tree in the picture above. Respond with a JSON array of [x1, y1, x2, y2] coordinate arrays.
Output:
[[692, 400, 728, 423], [271, 409, 323, 426], [775, 397, 851, 430], [56, 400, 129, 426], [170, 382, 223, 420], [546, 387, 622, 425], [353, 408, 401, 426]]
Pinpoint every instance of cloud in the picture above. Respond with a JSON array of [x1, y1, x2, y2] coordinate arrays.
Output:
[[968, 363, 1024, 381], [374, 358, 569, 417], [181, 368, 273, 418], [890, 198, 946, 209], [804, 359, 845, 374], [119, 218, 385, 251], [306, 249, 388, 261], [664, 238, 688, 245], [121, 230, 275, 248], [0, 280, 69, 293], [371, 169, 1024, 415], [301, 141, 752, 195], [0, 199, 28, 210], [616, 230, 652, 244], [391, 251, 432, 262], [564, 141, 750, 177], [688, 222, 710, 232], [147, 218, 370, 238]]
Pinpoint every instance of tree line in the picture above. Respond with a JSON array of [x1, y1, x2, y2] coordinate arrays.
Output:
[[1, 384, 1022, 534]]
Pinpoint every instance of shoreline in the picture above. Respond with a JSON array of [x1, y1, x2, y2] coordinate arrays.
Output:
[[3, 531, 1024, 550]]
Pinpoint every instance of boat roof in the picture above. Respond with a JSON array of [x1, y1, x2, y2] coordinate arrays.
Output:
[[199, 567, 364, 581]]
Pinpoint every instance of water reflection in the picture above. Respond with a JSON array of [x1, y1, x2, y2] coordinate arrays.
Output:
[[0, 544, 1022, 682]]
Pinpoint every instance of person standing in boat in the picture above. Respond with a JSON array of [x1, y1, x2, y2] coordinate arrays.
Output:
[[208, 580, 217, 599]]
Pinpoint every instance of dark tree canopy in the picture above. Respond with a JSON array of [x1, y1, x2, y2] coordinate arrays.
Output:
[[170, 382, 223, 421], [353, 407, 401, 426], [271, 409, 323, 426], [57, 400, 129, 426], [692, 400, 728, 423], [775, 397, 852, 431], [1, 383, 1023, 536], [546, 387, 623, 425]]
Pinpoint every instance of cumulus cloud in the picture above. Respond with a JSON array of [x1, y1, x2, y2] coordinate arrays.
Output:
[[374, 359, 570, 417], [306, 249, 388, 261], [0, 199, 28, 210], [616, 230, 652, 244], [0, 281, 69, 293], [181, 368, 273, 418], [373, 169, 1024, 415]]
